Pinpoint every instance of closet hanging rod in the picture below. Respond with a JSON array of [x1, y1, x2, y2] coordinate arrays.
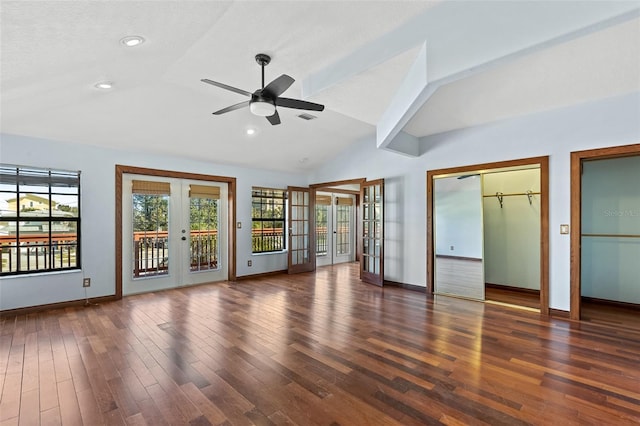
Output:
[[482, 191, 541, 198], [581, 233, 640, 239]]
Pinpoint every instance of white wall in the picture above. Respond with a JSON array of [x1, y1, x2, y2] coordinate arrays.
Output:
[[483, 169, 541, 290], [0, 134, 305, 310], [581, 155, 640, 303], [2, 92, 639, 312], [310, 91, 640, 311]]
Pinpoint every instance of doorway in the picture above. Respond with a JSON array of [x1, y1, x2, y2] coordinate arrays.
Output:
[[115, 165, 236, 299], [427, 156, 549, 313], [309, 178, 384, 286], [316, 191, 356, 267], [121, 174, 228, 295], [570, 144, 640, 325]]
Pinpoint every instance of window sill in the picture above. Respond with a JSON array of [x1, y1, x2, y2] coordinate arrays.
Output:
[[1, 269, 82, 280], [251, 250, 287, 257]]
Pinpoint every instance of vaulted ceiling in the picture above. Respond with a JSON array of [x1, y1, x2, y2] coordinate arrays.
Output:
[[1, 1, 638, 172]]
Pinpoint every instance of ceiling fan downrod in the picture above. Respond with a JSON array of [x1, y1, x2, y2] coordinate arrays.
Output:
[[255, 53, 271, 90]]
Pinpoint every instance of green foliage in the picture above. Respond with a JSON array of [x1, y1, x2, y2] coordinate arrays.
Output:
[[133, 194, 168, 232], [57, 204, 79, 214], [190, 198, 218, 230]]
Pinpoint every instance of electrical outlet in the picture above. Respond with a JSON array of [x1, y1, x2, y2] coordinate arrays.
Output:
[[82, 277, 91, 288], [450, 245, 454, 251], [247, 260, 252, 267]]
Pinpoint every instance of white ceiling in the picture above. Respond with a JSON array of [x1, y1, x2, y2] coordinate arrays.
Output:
[[1, 1, 638, 172]]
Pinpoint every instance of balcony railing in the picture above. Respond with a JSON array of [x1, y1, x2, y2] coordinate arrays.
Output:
[[0, 233, 77, 274], [133, 230, 219, 278]]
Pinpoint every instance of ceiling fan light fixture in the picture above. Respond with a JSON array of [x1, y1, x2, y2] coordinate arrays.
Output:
[[250, 99, 276, 117]]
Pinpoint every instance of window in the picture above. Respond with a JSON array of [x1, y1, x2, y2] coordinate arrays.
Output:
[[0, 165, 81, 275], [251, 188, 286, 253], [315, 195, 330, 255]]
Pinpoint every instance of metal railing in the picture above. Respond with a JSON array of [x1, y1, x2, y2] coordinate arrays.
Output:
[[0, 233, 77, 274], [133, 231, 219, 277]]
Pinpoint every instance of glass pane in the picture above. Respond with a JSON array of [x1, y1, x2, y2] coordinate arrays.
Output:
[[316, 205, 328, 255], [190, 197, 219, 272], [0, 220, 17, 273], [52, 221, 78, 269], [18, 193, 50, 217], [52, 193, 79, 218], [132, 194, 169, 278], [336, 205, 351, 255]]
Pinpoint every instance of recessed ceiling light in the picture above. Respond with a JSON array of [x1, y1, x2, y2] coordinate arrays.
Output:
[[120, 35, 145, 47], [246, 127, 258, 136], [94, 81, 113, 90]]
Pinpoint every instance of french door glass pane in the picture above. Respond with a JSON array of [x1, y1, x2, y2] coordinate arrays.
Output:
[[132, 194, 169, 278], [316, 204, 328, 254], [190, 197, 219, 272], [336, 205, 351, 255]]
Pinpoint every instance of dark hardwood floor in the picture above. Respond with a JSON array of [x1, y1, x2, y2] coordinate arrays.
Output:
[[485, 285, 540, 310], [582, 300, 640, 332], [1, 263, 639, 425]]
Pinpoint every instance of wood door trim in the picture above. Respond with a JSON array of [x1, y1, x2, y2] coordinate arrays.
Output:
[[569, 143, 640, 320], [115, 165, 237, 300], [426, 156, 550, 315], [310, 178, 366, 189]]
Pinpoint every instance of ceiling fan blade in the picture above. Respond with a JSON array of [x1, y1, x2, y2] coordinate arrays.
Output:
[[262, 74, 295, 98], [201, 79, 252, 97], [276, 97, 325, 112], [212, 100, 250, 115], [266, 111, 281, 125]]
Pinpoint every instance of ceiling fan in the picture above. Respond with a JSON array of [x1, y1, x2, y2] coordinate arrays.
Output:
[[201, 53, 324, 125]]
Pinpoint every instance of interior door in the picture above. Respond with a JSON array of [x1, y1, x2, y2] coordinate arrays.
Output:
[[433, 175, 485, 300], [287, 186, 315, 273], [122, 174, 227, 295], [333, 195, 356, 264], [315, 193, 332, 267], [361, 179, 384, 286]]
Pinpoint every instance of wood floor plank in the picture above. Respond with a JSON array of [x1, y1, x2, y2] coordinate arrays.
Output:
[[2, 263, 639, 425]]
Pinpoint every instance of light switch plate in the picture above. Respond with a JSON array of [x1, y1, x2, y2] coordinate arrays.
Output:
[[237, 222, 242, 229], [560, 224, 569, 234]]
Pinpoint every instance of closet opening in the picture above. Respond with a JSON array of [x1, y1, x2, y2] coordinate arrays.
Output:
[[570, 144, 640, 329], [427, 157, 549, 314]]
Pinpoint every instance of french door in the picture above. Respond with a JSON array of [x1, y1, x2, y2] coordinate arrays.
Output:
[[316, 193, 356, 267], [287, 186, 315, 273], [361, 179, 384, 286], [122, 174, 228, 295]]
